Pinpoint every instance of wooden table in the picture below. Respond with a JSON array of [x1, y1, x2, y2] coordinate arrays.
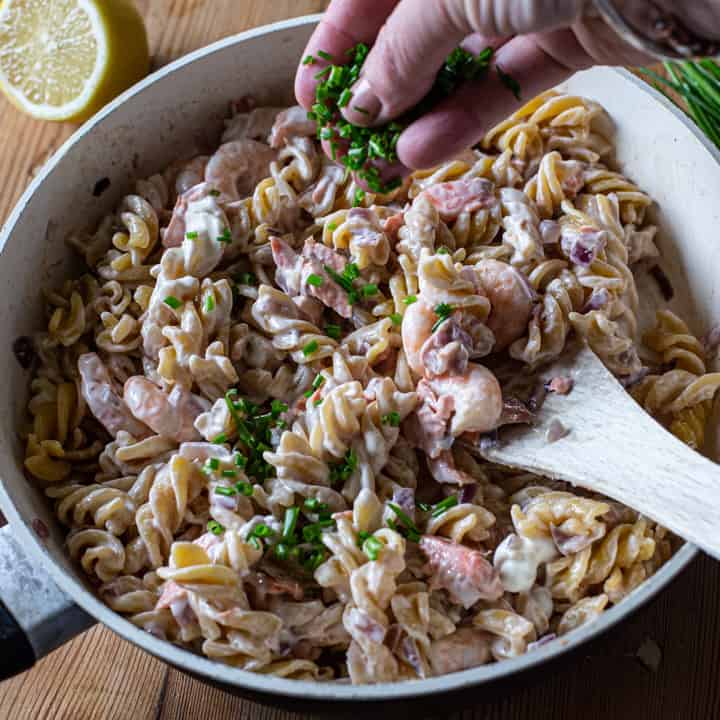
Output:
[[1, 2, 719, 718]]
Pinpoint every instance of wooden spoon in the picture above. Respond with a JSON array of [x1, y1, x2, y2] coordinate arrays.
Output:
[[477, 343, 720, 560]]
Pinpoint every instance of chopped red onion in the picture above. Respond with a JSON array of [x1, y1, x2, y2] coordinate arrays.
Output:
[[561, 225, 607, 267], [583, 288, 610, 312], [550, 524, 594, 556], [460, 484, 478, 504], [392, 487, 416, 518], [212, 493, 239, 511], [545, 376, 574, 395], [539, 219, 561, 245], [546, 418, 570, 443]]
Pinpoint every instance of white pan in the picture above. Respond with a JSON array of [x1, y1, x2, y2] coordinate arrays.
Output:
[[0, 14, 713, 705]]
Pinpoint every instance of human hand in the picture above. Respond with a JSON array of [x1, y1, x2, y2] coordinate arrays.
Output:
[[295, 0, 656, 171]]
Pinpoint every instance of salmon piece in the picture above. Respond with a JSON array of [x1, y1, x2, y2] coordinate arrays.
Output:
[[78, 353, 151, 439], [419, 535, 503, 608], [423, 178, 496, 221], [270, 237, 352, 319]]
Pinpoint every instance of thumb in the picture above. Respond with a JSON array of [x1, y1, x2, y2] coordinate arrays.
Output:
[[341, 0, 585, 127]]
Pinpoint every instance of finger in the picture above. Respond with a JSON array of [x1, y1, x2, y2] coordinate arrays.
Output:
[[396, 33, 583, 169], [341, 0, 585, 127], [340, 0, 468, 126], [294, 0, 399, 110]]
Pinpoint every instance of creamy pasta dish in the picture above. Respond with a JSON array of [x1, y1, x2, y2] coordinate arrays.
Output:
[[20, 90, 718, 683]]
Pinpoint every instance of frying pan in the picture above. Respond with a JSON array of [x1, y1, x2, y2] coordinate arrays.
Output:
[[0, 14, 713, 706]]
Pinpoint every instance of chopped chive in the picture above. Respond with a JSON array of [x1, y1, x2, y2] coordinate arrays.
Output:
[[313, 375, 325, 390], [390, 313, 402, 326], [432, 303, 454, 332], [431, 495, 459, 518], [317, 50, 333, 61], [208, 189, 221, 197], [249, 536, 262, 550], [271, 399, 288, 417], [314, 398, 323, 406], [204, 294, 215, 313], [207, 520, 224, 535], [314, 66, 332, 80], [338, 88, 353, 108], [327, 221, 337, 232], [303, 340, 319, 357], [304, 497, 329, 513], [212, 433, 227, 445], [403, 295, 417, 306], [353, 188, 366, 207], [362, 283, 378, 297], [303, 54, 316, 65], [344, 263, 360, 281], [163, 296, 182, 310], [357, 530, 371, 546], [252, 523, 274, 538], [185, 231, 198, 240], [274, 543, 289, 561], [382, 411, 401, 427], [353, 106, 370, 115], [236, 481, 254, 496], [388, 502, 421, 542], [437, 246, 449, 255], [283, 506, 300, 540], [221, 469, 237, 478], [215, 486, 237, 497], [236, 272, 257, 286], [320, 126, 334, 140], [217, 228, 232, 244], [307, 273, 324, 287], [325, 324, 342, 340], [206, 458, 220, 471], [235, 453, 247, 468], [362, 535, 383, 561]]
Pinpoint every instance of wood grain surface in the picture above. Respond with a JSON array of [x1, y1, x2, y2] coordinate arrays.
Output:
[[0, 2, 718, 719]]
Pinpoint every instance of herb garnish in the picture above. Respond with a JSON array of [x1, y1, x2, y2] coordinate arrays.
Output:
[[307, 43, 504, 193], [432, 303, 453, 332], [387, 503, 421, 542], [329, 448, 358, 486]]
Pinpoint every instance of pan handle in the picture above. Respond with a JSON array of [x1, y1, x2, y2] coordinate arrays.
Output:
[[0, 524, 95, 680]]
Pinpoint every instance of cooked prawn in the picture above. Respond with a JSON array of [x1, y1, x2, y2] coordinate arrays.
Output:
[[204, 139, 277, 201], [475, 259, 534, 350], [409, 363, 502, 457], [124, 377, 208, 442], [78, 353, 151, 439], [428, 363, 503, 436]]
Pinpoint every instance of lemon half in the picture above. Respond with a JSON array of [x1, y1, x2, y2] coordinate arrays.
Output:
[[0, 0, 150, 123]]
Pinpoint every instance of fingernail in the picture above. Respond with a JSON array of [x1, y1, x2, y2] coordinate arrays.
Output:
[[342, 78, 381, 125]]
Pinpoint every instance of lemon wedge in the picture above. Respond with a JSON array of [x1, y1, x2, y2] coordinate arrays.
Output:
[[0, 0, 150, 123]]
